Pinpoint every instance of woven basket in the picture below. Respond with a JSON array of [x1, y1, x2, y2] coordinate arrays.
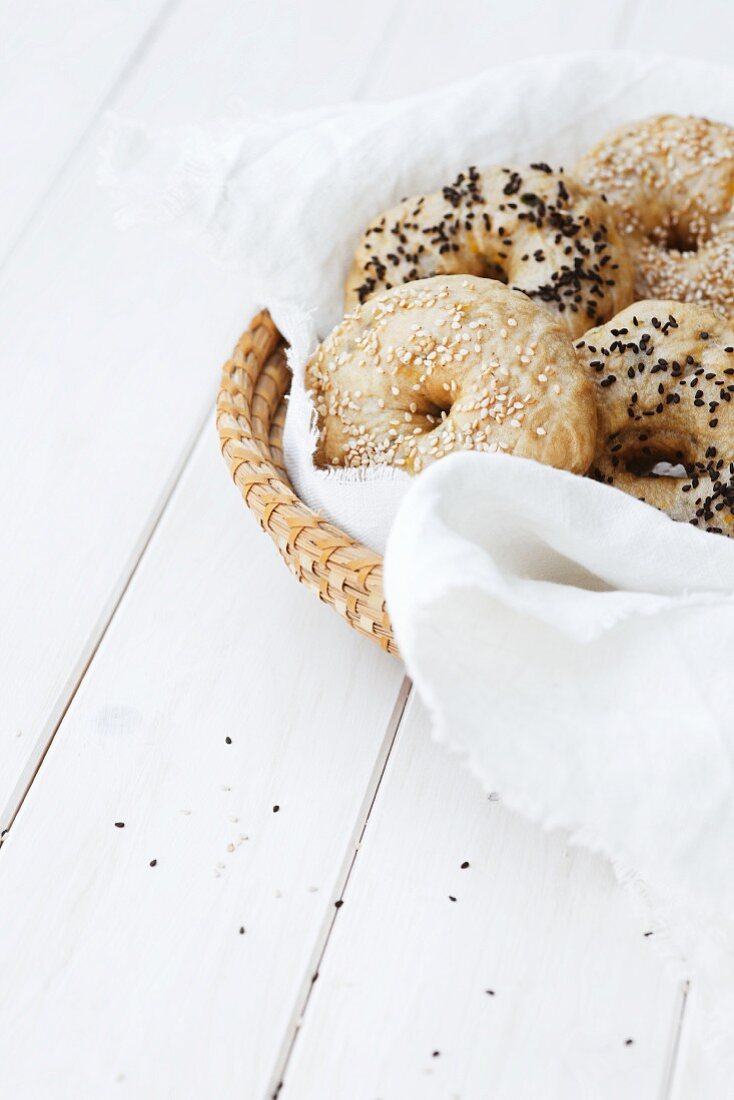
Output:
[[216, 310, 398, 656]]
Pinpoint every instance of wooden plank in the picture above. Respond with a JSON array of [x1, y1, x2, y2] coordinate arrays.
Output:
[[0, 430, 406, 1099], [0, 0, 399, 828], [610, 2, 734, 60], [0, 0, 172, 265], [362, 0, 734, 100], [284, 692, 684, 1099]]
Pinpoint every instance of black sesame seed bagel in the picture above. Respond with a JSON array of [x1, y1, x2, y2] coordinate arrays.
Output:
[[575, 115, 734, 318], [576, 301, 734, 536], [308, 276, 597, 476], [346, 165, 634, 340]]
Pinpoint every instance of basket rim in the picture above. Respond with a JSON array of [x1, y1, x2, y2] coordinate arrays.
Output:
[[216, 309, 398, 656]]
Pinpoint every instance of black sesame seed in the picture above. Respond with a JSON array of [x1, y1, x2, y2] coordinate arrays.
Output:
[[149, 859, 157, 867], [225, 736, 232, 745], [460, 861, 470, 869], [114, 822, 125, 829], [272, 805, 280, 813]]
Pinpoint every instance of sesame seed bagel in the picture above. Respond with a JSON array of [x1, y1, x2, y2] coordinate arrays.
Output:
[[576, 301, 734, 536], [345, 164, 634, 340], [575, 115, 734, 318], [307, 276, 597, 475]]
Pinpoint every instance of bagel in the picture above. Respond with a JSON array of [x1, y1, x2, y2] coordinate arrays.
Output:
[[346, 165, 634, 340], [575, 115, 734, 318], [576, 300, 734, 536], [307, 276, 597, 475]]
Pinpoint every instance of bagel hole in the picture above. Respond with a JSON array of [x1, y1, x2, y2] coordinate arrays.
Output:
[[479, 259, 508, 285], [651, 222, 698, 254], [651, 460, 688, 477], [624, 448, 688, 478], [423, 397, 451, 424]]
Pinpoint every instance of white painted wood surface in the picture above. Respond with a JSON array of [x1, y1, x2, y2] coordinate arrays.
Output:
[[0, 0, 171, 264], [0, 432, 405, 1098], [0, 0, 400, 828], [285, 694, 683, 1100], [1, 2, 731, 1097]]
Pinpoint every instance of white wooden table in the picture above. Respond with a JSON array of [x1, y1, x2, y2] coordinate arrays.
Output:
[[1, 3, 730, 1096]]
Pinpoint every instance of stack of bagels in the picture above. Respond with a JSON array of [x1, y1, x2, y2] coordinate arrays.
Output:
[[306, 115, 734, 537]]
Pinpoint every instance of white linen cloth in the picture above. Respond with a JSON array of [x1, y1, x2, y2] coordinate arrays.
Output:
[[101, 52, 734, 1084], [386, 452, 734, 1087]]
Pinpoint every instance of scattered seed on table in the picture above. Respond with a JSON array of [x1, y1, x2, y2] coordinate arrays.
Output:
[[460, 861, 470, 869], [272, 805, 280, 813], [644, 931, 654, 937], [432, 1051, 440, 1058], [114, 822, 125, 829], [239, 926, 246, 935], [334, 899, 344, 909], [486, 989, 496, 996], [448, 895, 457, 902], [625, 1038, 634, 1046], [149, 859, 157, 867], [225, 736, 232, 745]]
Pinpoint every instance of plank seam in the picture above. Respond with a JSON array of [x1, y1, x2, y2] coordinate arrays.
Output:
[[660, 979, 691, 1100], [266, 675, 413, 1100], [0, 397, 216, 841]]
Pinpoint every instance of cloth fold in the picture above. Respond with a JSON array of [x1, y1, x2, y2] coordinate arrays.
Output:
[[385, 451, 734, 1083]]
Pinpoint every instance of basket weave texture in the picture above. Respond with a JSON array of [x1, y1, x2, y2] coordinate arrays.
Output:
[[216, 311, 398, 656]]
